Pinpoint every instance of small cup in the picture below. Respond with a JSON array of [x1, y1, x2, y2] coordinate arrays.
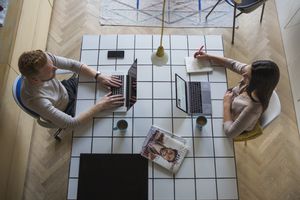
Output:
[[113, 120, 128, 132], [196, 115, 207, 130]]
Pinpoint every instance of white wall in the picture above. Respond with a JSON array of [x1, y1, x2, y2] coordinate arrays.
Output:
[[275, 0, 300, 132]]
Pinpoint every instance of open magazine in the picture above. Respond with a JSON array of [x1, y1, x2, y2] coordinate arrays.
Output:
[[140, 125, 189, 173]]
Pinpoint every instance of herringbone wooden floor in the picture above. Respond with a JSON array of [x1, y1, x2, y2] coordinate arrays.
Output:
[[23, 0, 300, 199]]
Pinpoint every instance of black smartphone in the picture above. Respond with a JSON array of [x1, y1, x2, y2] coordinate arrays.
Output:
[[107, 51, 125, 59]]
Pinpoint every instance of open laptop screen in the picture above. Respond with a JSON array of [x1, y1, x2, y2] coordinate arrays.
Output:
[[127, 59, 137, 110], [175, 74, 187, 113]]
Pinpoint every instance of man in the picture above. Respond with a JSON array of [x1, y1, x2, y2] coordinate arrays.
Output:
[[18, 50, 124, 129]]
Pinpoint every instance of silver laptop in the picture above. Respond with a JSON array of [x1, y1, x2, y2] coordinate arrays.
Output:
[[175, 73, 212, 114], [111, 59, 137, 112]]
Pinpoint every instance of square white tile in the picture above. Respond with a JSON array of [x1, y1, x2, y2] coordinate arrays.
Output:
[[132, 137, 146, 154], [73, 120, 93, 137], [173, 118, 193, 137], [171, 65, 188, 82], [210, 82, 227, 99], [133, 99, 152, 117], [77, 83, 95, 99], [153, 100, 172, 117], [117, 35, 135, 49], [207, 50, 224, 57], [209, 67, 227, 82], [183, 137, 194, 157], [187, 35, 205, 50], [116, 50, 134, 65], [93, 118, 113, 137], [171, 50, 188, 65], [217, 179, 238, 199], [153, 65, 171, 81], [137, 65, 152, 81], [94, 109, 113, 118], [153, 35, 170, 49], [137, 82, 152, 99], [174, 158, 195, 178], [212, 118, 226, 137], [216, 158, 236, 178], [82, 35, 99, 49], [75, 100, 94, 116], [135, 50, 153, 65], [100, 35, 117, 49], [175, 179, 196, 200], [112, 138, 132, 153], [212, 100, 223, 118], [80, 50, 98, 65], [153, 179, 174, 200], [79, 65, 97, 82], [205, 35, 223, 50], [196, 179, 217, 199], [69, 158, 80, 178], [153, 82, 171, 99], [114, 108, 133, 118], [153, 163, 174, 178], [115, 65, 133, 73], [171, 35, 188, 49], [133, 118, 152, 136], [98, 66, 116, 72], [194, 138, 214, 157], [193, 116, 212, 137], [67, 178, 78, 199], [92, 138, 112, 153], [195, 158, 215, 178], [71, 138, 92, 156], [135, 34, 152, 49], [113, 118, 132, 136], [153, 118, 172, 133], [214, 138, 234, 157]]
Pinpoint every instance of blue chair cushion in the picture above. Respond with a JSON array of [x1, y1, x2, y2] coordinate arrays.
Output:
[[15, 76, 40, 117]]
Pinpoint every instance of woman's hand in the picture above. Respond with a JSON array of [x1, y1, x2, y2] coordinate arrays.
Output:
[[194, 50, 209, 59], [96, 92, 124, 110], [223, 90, 233, 108], [98, 74, 122, 90]]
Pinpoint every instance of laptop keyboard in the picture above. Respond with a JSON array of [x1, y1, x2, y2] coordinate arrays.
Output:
[[111, 75, 124, 95], [189, 82, 202, 113]]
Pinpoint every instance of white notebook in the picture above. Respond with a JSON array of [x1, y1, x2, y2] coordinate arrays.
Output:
[[185, 57, 213, 73]]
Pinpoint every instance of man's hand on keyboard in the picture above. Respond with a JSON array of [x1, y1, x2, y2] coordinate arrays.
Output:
[[97, 74, 122, 90], [97, 92, 124, 110]]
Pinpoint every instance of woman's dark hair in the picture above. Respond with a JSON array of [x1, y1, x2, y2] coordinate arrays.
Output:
[[247, 60, 280, 111]]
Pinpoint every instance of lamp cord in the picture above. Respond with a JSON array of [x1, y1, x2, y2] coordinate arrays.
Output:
[[160, 0, 166, 47]]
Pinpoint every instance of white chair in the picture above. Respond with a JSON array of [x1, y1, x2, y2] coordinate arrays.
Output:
[[260, 90, 281, 128], [234, 90, 281, 145], [12, 75, 62, 140]]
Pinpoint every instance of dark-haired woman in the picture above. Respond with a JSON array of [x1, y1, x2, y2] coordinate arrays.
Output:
[[194, 51, 280, 138]]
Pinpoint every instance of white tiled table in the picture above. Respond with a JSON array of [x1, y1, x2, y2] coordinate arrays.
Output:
[[67, 34, 239, 200]]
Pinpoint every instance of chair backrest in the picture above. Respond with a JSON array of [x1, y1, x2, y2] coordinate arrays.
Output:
[[234, 122, 263, 142], [260, 90, 281, 128], [12, 75, 40, 118], [12, 75, 58, 128], [226, 0, 267, 13]]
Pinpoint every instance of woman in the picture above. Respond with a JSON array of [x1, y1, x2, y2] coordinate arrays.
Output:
[[194, 50, 280, 138]]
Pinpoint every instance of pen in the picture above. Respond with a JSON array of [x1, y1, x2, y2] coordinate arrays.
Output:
[[198, 45, 204, 52]]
